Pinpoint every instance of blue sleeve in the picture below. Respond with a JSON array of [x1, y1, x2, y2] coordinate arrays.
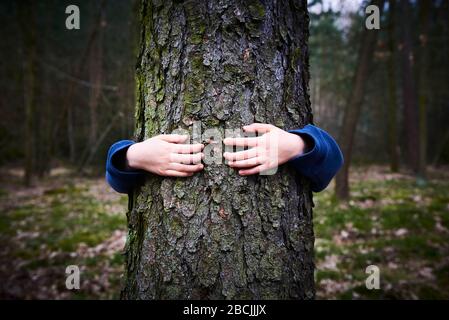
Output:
[[288, 124, 344, 192], [105, 140, 145, 194]]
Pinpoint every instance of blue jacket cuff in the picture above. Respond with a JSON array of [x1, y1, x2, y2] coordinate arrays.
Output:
[[287, 124, 343, 192], [288, 130, 323, 170], [105, 140, 145, 194]]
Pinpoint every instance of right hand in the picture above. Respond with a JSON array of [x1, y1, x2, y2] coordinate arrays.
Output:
[[126, 134, 204, 177]]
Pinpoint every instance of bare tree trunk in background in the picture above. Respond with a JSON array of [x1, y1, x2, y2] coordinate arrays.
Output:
[[87, 9, 104, 158], [399, 0, 420, 174], [335, 0, 384, 200], [35, 9, 52, 178], [122, 0, 315, 299], [386, 0, 399, 172], [54, 0, 107, 164], [417, 0, 430, 180], [121, 0, 141, 138], [434, 2, 449, 166], [67, 96, 76, 163], [78, 3, 106, 171], [18, 1, 37, 186], [424, 0, 448, 168]]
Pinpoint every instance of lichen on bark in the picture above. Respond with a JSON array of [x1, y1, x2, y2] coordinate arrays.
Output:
[[122, 0, 315, 299]]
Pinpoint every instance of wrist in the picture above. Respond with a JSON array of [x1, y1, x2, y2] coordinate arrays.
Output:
[[288, 133, 305, 159], [126, 142, 143, 170]]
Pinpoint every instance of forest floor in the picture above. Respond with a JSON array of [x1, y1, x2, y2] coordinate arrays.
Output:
[[315, 165, 449, 299], [0, 165, 448, 299]]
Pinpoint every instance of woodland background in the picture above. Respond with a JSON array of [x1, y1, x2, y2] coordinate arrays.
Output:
[[0, 0, 448, 299]]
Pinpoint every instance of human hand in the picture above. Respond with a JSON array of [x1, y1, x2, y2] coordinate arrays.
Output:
[[126, 134, 204, 177], [223, 123, 305, 176]]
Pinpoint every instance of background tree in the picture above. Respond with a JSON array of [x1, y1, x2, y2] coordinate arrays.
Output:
[[417, 0, 430, 180], [399, 0, 420, 175], [17, 1, 38, 185], [1, 0, 136, 176], [121, 0, 315, 299], [335, 0, 384, 200], [386, 0, 399, 173]]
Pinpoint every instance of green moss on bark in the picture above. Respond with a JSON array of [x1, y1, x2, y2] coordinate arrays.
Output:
[[122, 0, 315, 300]]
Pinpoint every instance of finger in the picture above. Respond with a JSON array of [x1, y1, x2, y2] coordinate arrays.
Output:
[[223, 137, 259, 147], [223, 148, 258, 161], [158, 134, 188, 143], [228, 157, 264, 168], [164, 170, 194, 177], [170, 153, 204, 164], [168, 163, 204, 173], [242, 123, 273, 133], [174, 143, 205, 154], [238, 164, 268, 176]]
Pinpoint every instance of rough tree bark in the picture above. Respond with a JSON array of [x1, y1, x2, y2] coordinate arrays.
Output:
[[122, 0, 314, 299], [335, 0, 384, 200]]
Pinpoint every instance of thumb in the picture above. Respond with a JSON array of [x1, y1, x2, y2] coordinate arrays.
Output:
[[158, 134, 188, 144]]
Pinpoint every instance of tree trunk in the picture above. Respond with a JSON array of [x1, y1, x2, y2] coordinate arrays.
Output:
[[67, 96, 76, 163], [87, 6, 104, 158], [78, 3, 106, 170], [335, 0, 384, 200], [35, 7, 52, 178], [18, 1, 37, 186], [54, 0, 107, 164], [122, 0, 315, 299], [399, 0, 420, 174], [386, 0, 400, 173], [417, 0, 430, 180]]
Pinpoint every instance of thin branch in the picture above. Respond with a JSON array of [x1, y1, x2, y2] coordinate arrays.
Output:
[[39, 59, 118, 91]]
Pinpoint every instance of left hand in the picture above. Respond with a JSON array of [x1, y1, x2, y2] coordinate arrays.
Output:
[[223, 123, 306, 176]]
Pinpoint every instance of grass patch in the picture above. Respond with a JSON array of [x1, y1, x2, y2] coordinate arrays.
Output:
[[0, 175, 127, 299], [314, 167, 449, 299]]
